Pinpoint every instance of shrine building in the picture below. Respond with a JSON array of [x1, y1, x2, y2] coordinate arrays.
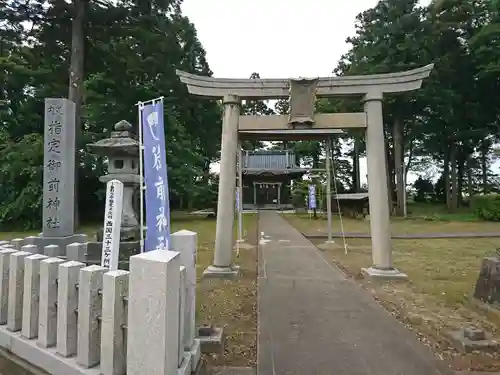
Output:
[[241, 149, 307, 210]]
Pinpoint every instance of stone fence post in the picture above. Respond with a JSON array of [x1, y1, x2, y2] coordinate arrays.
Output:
[[126, 249, 180, 375], [171, 230, 201, 371]]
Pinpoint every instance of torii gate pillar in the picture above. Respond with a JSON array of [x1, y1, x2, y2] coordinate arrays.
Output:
[[362, 92, 402, 278], [203, 95, 241, 278]]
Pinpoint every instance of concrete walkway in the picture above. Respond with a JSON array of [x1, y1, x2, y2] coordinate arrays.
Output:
[[257, 211, 453, 375]]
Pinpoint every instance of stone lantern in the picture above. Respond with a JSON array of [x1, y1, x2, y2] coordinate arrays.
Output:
[[87, 120, 141, 254]]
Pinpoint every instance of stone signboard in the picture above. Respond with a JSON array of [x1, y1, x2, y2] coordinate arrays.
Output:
[[42, 98, 76, 237]]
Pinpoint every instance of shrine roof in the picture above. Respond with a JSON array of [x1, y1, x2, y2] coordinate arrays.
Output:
[[242, 150, 307, 175]]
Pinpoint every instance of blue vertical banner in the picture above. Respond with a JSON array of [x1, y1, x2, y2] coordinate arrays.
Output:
[[308, 185, 316, 209], [141, 100, 171, 251]]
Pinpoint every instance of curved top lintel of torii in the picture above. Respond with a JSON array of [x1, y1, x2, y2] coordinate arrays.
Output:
[[175, 64, 434, 100]]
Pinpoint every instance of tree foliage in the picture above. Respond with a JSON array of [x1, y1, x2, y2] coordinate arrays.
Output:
[[4, 0, 500, 228], [332, 0, 500, 213], [0, 0, 221, 228]]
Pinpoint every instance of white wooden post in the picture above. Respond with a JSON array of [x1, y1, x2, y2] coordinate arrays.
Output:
[[101, 180, 124, 270]]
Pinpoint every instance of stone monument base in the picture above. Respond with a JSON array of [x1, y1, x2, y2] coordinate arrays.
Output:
[[96, 226, 140, 242], [446, 327, 500, 353], [28, 234, 88, 256], [203, 265, 240, 279], [197, 325, 224, 354], [361, 266, 408, 280], [86, 240, 141, 270]]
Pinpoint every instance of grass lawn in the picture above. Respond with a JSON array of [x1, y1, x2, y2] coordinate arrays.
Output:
[[0, 212, 259, 368], [407, 202, 480, 221], [284, 213, 500, 372], [286, 212, 500, 236], [183, 214, 258, 368]]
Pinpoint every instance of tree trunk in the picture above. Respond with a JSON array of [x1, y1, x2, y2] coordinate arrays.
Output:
[[466, 154, 474, 198], [352, 136, 360, 192], [457, 152, 464, 208], [480, 141, 489, 193], [69, 0, 86, 228], [449, 140, 458, 211], [393, 118, 404, 216], [444, 146, 450, 206]]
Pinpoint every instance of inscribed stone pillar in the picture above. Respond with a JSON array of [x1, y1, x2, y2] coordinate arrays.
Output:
[[35, 98, 87, 254], [362, 93, 406, 279], [203, 95, 240, 278], [43, 98, 76, 237]]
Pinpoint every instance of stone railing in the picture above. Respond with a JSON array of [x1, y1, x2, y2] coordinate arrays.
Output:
[[0, 230, 200, 375]]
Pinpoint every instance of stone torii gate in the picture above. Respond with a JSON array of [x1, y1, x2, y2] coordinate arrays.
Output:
[[176, 64, 433, 279]]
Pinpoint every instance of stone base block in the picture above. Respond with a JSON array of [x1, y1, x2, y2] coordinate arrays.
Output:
[[192, 358, 207, 375], [189, 339, 201, 372], [316, 241, 337, 251], [197, 326, 225, 354], [32, 234, 88, 256], [202, 265, 240, 279], [470, 298, 500, 326], [361, 267, 408, 280], [86, 241, 141, 270], [447, 328, 500, 353], [96, 226, 140, 242], [178, 352, 192, 375]]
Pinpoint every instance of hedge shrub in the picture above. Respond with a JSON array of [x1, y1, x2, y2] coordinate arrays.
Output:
[[471, 194, 500, 221]]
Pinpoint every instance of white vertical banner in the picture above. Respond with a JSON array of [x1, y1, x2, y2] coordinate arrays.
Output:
[[101, 179, 124, 270]]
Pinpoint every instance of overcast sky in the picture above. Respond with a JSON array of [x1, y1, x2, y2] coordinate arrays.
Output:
[[180, 0, 433, 183]]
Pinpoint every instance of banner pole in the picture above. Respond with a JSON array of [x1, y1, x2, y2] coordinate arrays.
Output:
[[237, 143, 243, 242], [135, 96, 164, 106], [158, 96, 171, 250], [138, 102, 145, 253], [325, 137, 333, 244]]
